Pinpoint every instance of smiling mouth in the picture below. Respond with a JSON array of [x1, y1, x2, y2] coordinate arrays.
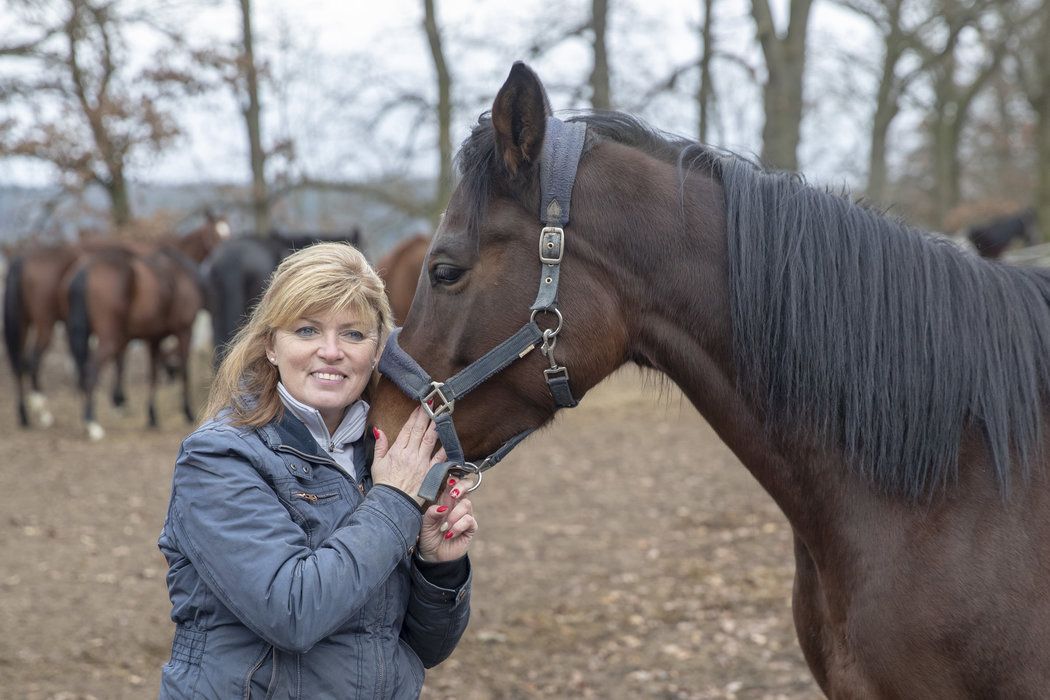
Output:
[[312, 372, 346, 381]]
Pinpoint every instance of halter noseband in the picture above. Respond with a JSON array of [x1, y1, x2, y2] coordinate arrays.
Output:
[[378, 116, 586, 501]]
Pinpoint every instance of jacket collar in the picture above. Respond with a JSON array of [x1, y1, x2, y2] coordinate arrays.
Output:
[[256, 406, 377, 468]]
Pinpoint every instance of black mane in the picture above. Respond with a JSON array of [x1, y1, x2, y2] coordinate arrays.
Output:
[[457, 111, 1050, 499]]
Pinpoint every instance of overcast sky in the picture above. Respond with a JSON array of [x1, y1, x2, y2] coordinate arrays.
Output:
[[0, 0, 879, 189]]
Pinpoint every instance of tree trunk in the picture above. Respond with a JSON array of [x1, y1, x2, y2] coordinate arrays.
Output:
[[239, 0, 269, 236], [1037, 108, 1050, 243], [1034, 5, 1050, 243], [107, 167, 132, 228], [928, 37, 1006, 226], [590, 0, 611, 110], [697, 0, 715, 143], [865, 1, 905, 206], [752, 0, 812, 172], [423, 0, 453, 222]]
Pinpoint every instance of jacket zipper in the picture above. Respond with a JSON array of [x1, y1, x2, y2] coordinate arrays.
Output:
[[293, 491, 339, 504], [275, 444, 338, 468]]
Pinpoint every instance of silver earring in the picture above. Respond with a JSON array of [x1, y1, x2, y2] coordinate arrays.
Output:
[[268, 356, 276, 364]]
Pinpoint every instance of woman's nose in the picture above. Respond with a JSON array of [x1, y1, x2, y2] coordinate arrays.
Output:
[[317, 333, 343, 358]]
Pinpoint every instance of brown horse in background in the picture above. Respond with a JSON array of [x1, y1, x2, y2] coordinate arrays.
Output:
[[62, 244, 207, 440], [372, 64, 1050, 696], [3, 214, 228, 434], [376, 233, 429, 324]]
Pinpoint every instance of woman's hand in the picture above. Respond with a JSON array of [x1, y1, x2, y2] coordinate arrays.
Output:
[[418, 486, 477, 562], [371, 406, 445, 507]]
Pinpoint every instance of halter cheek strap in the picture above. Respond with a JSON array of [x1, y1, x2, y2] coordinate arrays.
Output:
[[378, 116, 586, 502]]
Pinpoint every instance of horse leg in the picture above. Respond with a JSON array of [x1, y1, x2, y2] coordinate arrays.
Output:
[[147, 340, 161, 428], [25, 322, 56, 428], [15, 366, 29, 428], [176, 331, 195, 423], [83, 339, 119, 442], [111, 348, 128, 410], [13, 328, 28, 427]]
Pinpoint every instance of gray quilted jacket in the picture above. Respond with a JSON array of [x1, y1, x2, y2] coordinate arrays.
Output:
[[157, 410, 471, 699]]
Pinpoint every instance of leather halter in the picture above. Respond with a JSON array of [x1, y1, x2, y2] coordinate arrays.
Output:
[[378, 116, 586, 501]]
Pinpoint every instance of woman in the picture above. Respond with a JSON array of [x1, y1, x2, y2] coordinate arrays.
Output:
[[158, 242, 477, 698]]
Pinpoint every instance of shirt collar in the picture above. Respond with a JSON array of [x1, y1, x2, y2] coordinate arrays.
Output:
[[277, 382, 369, 451]]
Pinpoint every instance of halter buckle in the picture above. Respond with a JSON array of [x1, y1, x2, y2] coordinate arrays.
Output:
[[422, 382, 455, 418], [539, 226, 565, 264]]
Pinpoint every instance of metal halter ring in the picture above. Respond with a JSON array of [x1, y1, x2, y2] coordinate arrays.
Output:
[[450, 462, 483, 493], [529, 307, 564, 336]]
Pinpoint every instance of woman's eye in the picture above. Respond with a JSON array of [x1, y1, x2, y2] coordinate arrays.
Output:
[[431, 264, 464, 285], [342, 330, 366, 342], [294, 326, 317, 337]]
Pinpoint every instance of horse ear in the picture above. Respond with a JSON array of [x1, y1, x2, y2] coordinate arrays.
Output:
[[492, 62, 551, 177]]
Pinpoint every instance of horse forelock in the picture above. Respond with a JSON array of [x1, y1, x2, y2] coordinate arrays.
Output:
[[720, 157, 1050, 500]]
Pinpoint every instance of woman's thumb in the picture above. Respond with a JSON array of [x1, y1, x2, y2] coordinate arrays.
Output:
[[372, 426, 388, 458]]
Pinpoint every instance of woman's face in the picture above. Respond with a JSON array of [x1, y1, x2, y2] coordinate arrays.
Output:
[[267, 307, 379, 432]]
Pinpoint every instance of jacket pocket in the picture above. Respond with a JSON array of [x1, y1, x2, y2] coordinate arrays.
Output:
[[283, 478, 354, 545]]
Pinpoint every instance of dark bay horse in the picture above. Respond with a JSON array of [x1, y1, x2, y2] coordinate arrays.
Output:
[[3, 215, 228, 429], [202, 228, 362, 363], [371, 63, 1050, 696], [376, 233, 430, 324], [967, 207, 1038, 258]]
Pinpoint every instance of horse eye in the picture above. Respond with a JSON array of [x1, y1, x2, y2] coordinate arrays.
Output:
[[431, 264, 465, 285]]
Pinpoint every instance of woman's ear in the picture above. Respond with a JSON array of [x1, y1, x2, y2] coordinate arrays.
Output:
[[265, 336, 276, 365]]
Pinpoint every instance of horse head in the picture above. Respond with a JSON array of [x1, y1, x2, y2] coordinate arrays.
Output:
[[371, 64, 628, 460]]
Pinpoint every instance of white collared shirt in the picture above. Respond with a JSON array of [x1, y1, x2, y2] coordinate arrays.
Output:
[[277, 382, 368, 481]]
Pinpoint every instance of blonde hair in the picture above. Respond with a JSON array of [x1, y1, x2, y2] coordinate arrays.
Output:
[[204, 242, 393, 427]]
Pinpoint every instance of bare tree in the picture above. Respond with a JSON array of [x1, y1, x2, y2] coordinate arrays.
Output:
[[423, 0, 453, 218], [239, 0, 269, 234], [522, 2, 613, 110], [751, 0, 813, 171], [0, 0, 196, 228], [921, 4, 1013, 225], [697, 0, 716, 142], [590, 0, 611, 110], [1016, 0, 1050, 241]]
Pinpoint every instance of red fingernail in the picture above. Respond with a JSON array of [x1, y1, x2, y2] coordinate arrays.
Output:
[[444, 530, 455, 540], [451, 488, 460, 498], [436, 506, 448, 513], [372, 427, 380, 439], [447, 478, 457, 486], [426, 398, 435, 407]]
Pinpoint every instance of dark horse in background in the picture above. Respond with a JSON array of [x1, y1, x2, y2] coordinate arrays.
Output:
[[372, 64, 1050, 696], [376, 233, 430, 324], [202, 228, 362, 363], [967, 207, 1038, 258], [4, 215, 228, 431]]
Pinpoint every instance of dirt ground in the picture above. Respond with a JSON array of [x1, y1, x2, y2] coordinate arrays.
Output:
[[0, 342, 820, 699]]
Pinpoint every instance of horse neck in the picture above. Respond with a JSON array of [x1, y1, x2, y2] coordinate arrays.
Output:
[[579, 153, 847, 539]]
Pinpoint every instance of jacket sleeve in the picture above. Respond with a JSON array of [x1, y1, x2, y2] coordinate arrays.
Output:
[[167, 426, 422, 654], [400, 556, 472, 667]]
